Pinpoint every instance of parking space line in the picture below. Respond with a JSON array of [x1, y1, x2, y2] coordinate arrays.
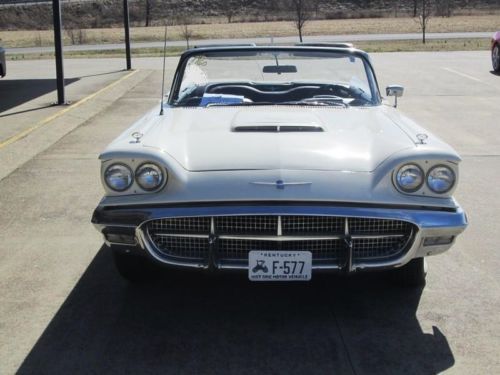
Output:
[[442, 67, 482, 82], [0, 69, 139, 150]]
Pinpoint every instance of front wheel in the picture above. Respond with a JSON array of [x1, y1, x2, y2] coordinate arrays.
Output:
[[493, 44, 500, 72], [389, 258, 427, 287]]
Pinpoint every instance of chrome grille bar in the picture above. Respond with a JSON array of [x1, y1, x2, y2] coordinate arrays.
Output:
[[146, 215, 415, 267]]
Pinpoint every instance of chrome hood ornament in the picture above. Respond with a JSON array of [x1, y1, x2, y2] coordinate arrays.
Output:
[[250, 180, 312, 190], [131, 132, 143, 143]]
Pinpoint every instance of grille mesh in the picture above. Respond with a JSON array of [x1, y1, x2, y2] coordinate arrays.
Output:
[[282, 216, 344, 235], [149, 217, 210, 234], [353, 237, 408, 259], [349, 218, 410, 234], [146, 215, 414, 265], [215, 216, 276, 235], [151, 235, 208, 259]]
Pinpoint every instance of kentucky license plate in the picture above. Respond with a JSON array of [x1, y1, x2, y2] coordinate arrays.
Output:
[[248, 251, 312, 281]]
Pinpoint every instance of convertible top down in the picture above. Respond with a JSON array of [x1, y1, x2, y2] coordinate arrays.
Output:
[[92, 45, 467, 286]]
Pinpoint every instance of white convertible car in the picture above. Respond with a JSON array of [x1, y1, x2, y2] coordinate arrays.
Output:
[[92, 45, 467, 286]]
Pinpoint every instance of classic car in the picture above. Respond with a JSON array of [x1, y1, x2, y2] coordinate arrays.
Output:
[[92, 45, 467, 286], [492, 31, 500, 72], [0, 46, 6, 77]]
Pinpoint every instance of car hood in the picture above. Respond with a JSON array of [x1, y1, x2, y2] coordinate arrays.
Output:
[[140, 106, 416, 172]]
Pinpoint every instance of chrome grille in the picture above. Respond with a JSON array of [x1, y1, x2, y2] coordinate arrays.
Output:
[[353, 237, 409, 259], [149, 217, 210, 234], [282, 216, 344, 235], [349, 218, 409, 234], [151, 235, 208, 259], [215, 216, 276, 235], [145, 215, 415, 267]]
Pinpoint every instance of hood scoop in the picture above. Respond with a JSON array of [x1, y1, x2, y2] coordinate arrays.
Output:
[[231, 109, 325, 133], [233, 124, 324, 132]]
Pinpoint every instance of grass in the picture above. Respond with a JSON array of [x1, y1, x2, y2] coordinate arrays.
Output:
[[6, 38, 492, 61], [1, 15, 499, 48]]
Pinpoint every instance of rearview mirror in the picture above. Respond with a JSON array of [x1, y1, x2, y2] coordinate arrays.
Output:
[[263, 65, 298, 74], [386, 85, 404, 107]]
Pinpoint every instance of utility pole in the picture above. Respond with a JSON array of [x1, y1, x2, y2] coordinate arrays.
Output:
[[123, 0, 132, 70], [52, 0, 65, 104]]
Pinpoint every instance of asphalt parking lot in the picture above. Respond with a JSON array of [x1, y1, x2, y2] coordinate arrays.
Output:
[[0, 51, 499, 374]]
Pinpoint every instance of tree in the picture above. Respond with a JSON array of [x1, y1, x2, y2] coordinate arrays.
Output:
[[435, 0, 454, 17], [416, 0, 433, 44], [179, 18, 194, 49], [289, 0, 311, 43], [145, 0, 156, 27], [221, 0, 237, 23], [413, 0, 418, 18]]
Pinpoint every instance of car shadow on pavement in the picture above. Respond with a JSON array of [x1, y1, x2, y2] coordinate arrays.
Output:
[[0, 78, 79, 114], [18, 246, 455, 375]]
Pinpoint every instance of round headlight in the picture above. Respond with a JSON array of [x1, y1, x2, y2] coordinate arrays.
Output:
[[427, 165, 455, 193], [104, 164, 133, 192], [396, 164, 424, 192], [136, 163, 164, 191]]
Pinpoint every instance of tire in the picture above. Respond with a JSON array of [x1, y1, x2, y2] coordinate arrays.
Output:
[[390, 258, 427, 287], [493, 44, 500, 72], [112, 250, 158, 283]]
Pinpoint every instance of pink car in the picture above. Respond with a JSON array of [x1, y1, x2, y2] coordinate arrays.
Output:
[[492, 31, 500, 72]]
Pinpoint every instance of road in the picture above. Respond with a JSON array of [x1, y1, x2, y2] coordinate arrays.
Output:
[[6, 31, 495, 54], [0, 51, 499, 374]]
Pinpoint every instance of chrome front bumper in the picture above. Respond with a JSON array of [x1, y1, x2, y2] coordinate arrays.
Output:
[[92, 203, 468, 272]]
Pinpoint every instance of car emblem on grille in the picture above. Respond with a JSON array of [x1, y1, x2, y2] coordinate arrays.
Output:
[[250, 180, 312, 190]]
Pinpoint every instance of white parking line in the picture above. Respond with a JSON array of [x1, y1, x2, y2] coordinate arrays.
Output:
[[442, 67, 482, 82]]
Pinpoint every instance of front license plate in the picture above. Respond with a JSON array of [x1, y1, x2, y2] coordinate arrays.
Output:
[[248, 251, 312, 281]]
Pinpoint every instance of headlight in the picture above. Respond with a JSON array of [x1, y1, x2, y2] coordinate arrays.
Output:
[[427, 165, 455, 193], [396, 164, 424, 192], [135, 163, 164, 191], [104, 164, 133, 192]]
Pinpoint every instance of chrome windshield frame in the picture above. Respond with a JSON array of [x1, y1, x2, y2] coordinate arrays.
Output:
[[167, 46, 382, 107]]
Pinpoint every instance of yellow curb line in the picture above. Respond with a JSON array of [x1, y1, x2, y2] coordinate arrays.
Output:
[[0, 69, 139, 150]]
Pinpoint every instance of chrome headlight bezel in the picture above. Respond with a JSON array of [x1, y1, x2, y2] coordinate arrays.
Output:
[[135, 163, 165, 192], [395, 163, 425, 193], [426, 165, 456, 194], [104, 163, 134, 192]]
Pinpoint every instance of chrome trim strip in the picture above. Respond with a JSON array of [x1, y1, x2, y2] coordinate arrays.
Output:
[[154, 233, 210, 239], [250, 182, 312, 186], [217, 234, 344, 241], [350, 234, 405, 239]]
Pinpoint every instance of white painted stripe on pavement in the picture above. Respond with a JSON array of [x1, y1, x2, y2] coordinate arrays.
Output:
[[442, 67, 482, 82]]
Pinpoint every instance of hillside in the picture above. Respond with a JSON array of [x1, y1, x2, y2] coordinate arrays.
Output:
[[0, 0, 499, 31]]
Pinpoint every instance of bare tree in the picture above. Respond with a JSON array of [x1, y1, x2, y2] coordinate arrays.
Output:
[[145, 0, 156, 27], [312, 0, 322, 17], [221, 0, 237, 23], [289, 0, 311, 43], [435, 0, 454, 17], [416, 0, 433, 44], [413, 0, 418, 17], [179, 18, 194, 49]]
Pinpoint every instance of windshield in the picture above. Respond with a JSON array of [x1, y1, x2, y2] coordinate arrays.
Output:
[[170, 49, 379, 107]]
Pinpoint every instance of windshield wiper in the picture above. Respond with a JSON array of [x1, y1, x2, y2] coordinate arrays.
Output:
[[280, 99, 349, 108], [206, 101, 275, 107]]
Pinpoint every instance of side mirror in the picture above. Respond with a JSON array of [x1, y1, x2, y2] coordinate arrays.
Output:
[[386, 85, 404, 107]]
